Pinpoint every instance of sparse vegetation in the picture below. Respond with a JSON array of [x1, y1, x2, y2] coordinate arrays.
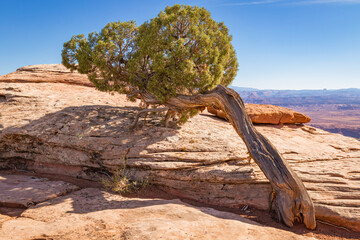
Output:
[[101, 167, 150, 194], [62, 4, 316, 229], [62, 4, 237, 125]]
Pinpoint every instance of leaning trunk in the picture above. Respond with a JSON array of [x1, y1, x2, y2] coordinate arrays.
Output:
[[164, 85, 316, 229]]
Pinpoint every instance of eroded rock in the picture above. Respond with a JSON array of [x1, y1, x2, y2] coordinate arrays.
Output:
[[0, 65, 359, 232], [0, 187, 315, 240], [0, 174, 79, 208], [207, 104, 311, 124], [0, 64, 311, 126], [0, 64, 92, 87], [0, 82, 138, 129]]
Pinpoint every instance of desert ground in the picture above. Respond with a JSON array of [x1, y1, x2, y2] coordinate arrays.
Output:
[[1, 65, 360, 239]]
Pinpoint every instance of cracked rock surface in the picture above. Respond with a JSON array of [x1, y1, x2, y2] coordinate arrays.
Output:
[[0, 174, 79, 208], [0, 179, 315, 240], [1, 65, 360, 232], [0, 64, 92, 87]]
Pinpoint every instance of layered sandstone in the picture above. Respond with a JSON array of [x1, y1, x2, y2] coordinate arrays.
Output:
[[207, 105, 311, 124], [0, 64, 92, 87], [0, 65, 359, 232], [0, 64, 311, 126], [0, 178, 314, 240], [1, 81, 360, 232], [0, 174, 79, 208]]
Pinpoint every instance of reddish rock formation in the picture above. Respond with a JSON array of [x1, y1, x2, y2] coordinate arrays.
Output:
[[207, 104, 311, 124], [0, 64, 311, 125], [0, 64, 92, 87], [0, 181, 314, 240], [0, 64, 359, 233], [0, 174, 79, 208]]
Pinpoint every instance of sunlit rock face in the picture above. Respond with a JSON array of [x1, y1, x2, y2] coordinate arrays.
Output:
[[207, 105, 311, 124], [0, 64, 92, 86], [0, 184, 314, 240], [1, 64, 360, 231]]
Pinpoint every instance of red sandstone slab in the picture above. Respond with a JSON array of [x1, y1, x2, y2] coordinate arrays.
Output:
[[0, 174, 79, 208]]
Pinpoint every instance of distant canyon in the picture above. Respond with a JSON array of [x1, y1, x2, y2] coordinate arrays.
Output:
[[232, 86, 360, 139]]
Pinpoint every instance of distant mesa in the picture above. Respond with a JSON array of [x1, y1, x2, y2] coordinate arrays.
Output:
[[230, 85, 360, 139], [230, 85, 360, 106], [337, 104, 356, 110]]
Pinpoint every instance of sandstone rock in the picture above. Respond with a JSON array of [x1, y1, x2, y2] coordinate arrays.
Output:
[[0, 82, 138, 129], [0, 64, 310, 125], [0, 64, 92, 87], [207, 104, 311, 124], [0, 213, 11, 228], [0, 174, 79, 208], [0, 187, 314, 240], [1, 66, 360, 232]]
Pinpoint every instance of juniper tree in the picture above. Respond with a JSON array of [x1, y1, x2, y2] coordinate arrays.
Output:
[[62, 4, 316, 229]]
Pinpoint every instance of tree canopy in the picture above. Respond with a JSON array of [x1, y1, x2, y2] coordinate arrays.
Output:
[[62, 4, 238, 104], [61, 4, 316, 230]]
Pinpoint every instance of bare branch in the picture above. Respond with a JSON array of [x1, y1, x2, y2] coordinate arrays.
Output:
[[163, 85, 316, 229]]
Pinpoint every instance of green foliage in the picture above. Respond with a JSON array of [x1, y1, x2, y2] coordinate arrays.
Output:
[[179, 108, 200, 124], [62, 4, 238, 102], [134, 5, 238, 101], [62, 21, 137, 93]]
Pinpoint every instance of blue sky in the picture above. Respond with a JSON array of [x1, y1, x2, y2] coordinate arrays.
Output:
[[0, 0, 359, 90]]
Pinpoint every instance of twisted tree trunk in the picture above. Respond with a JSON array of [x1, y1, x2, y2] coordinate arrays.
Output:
[[164, 85, 316, 229]]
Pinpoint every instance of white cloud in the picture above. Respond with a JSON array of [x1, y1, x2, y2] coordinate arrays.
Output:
[[220, 0, 283, 6], [219, 0, 360, 6]]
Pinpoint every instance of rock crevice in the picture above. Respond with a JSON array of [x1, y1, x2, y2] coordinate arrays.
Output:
[[1, 64, 360, 232]]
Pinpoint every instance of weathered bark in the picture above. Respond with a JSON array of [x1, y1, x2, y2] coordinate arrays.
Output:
[[163, 85, 316, 229]]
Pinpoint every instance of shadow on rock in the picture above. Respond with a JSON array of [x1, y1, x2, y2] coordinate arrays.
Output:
[[0, 105, 178, 179]]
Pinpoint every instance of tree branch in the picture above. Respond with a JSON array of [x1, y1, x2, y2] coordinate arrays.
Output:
[[163, 85, 316, 229]]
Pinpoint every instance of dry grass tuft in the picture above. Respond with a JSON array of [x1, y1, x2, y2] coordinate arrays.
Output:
[[101, 167, 150, 194]]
